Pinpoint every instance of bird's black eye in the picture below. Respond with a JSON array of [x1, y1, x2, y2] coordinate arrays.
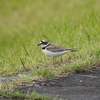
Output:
[[41, 40, 43, 43]]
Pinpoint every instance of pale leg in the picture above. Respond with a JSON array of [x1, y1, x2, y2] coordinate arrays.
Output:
[[53, 58, 56, 65], [60, 56, 63, 63]]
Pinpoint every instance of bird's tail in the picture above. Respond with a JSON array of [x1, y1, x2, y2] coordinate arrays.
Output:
[[66, 48, 78, 52]]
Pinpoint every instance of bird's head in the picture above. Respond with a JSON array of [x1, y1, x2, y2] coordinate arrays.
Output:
[[37, 40, 50, 48]]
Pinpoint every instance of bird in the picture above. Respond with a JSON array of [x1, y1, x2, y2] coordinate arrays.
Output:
[[37, 40, 77, 65]]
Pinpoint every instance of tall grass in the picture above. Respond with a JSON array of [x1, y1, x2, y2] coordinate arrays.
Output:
[[0, 0, 100, 77]]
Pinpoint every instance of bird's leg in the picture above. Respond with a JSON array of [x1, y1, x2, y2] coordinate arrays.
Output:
[[66, 53, 69, 62], [65, 53, 71, 63], [60, 56, 63, 63], [53, 58, 56, 66]]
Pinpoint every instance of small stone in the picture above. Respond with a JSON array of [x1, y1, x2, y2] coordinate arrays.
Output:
[[80, 80, 83, 82]]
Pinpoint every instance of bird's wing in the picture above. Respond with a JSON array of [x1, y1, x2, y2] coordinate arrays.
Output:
[[46, 44, 66, 52]]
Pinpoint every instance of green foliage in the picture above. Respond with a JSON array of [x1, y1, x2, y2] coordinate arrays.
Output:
[[0, 90, 52, 100], [0, 0, 100, 77], [34, 67, 54, 78]]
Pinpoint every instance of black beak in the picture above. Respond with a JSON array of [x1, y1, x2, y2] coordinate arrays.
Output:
[[37, 43, 41, 46]]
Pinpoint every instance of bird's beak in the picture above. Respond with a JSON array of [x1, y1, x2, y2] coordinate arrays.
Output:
[[37, 43, 41, 46]]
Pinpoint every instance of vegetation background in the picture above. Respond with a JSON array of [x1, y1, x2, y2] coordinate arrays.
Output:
[[0, 0, 100, 78], [0, 0, 100, 99]]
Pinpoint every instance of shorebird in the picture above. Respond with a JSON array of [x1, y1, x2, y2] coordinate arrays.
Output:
[[37, 40, 77, 65]]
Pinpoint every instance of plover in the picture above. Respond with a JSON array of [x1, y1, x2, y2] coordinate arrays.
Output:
[[37, 40, 77, 64]]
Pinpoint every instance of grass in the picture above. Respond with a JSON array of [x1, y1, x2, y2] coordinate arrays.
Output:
[[0, 0, 100, 98], [0, 90, 53, 100]]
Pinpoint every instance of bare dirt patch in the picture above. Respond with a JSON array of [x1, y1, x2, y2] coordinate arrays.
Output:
[[16, 67, 100, 100]]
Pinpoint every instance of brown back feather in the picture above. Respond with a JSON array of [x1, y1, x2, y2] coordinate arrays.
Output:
[[46, 44, 77, 52], [46, 44, 66, 52]]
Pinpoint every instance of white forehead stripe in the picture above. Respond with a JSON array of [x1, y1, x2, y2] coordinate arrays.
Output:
[[41, 40, 48, 42]]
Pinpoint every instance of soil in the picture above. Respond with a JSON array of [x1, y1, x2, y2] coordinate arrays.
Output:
[[1, 67, 100, 100], [17, 68, 100, 100]]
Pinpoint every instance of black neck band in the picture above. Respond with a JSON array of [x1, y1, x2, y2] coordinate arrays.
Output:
[[42, 43, 50, 49]]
